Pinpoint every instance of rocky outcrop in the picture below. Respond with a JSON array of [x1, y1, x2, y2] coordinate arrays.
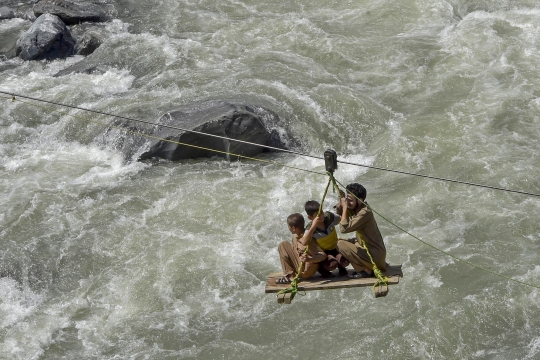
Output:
[[136, 101, 288, 161], [75, 32, 101, 55], [54, 62, 112, 76], [33, 0, 113, 25], [16, 13, 76, 60], [18, 8, 37, 21], [11, 1, 112, 61]]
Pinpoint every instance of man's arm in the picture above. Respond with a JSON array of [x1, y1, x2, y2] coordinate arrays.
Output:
[[339, 198, 369, 233]]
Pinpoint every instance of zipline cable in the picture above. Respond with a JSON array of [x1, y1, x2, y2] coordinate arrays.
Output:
[[1, 94, 325, 176], [3, 93, 539, 291], [2, 90, 540, 198], [0, 90, 319, 158]]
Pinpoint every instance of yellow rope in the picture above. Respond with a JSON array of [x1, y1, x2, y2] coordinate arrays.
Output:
[[356, 233, 389, 294]]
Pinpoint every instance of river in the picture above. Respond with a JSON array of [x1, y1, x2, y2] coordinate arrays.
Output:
[[1, 0, 540, 359]]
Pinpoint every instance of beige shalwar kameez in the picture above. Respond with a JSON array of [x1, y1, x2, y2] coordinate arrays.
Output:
[[278, 234, 326, 279], [337, 202, 387, 272]]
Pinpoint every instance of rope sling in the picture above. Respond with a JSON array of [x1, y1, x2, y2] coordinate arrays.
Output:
[[355, 229, 390, 297]]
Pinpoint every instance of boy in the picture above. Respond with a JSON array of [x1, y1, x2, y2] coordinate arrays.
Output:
[[304, 201, 350, 277], [275, 213, 327, 284]]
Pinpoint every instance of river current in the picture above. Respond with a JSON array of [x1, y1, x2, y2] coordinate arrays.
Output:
[[1, 0, 540, 359]]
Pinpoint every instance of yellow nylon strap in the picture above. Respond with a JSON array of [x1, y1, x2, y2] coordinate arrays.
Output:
[[355, 232, 390, 293]]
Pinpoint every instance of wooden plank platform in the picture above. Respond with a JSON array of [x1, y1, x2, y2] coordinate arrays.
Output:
[[265, 264, 403, 293]]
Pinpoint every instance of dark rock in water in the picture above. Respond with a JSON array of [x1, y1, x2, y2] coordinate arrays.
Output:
[[0, 6, 15, 19], [53, 55, 120, 76], [0, 15, 21, 59], [33, 0, 114, 25], [0, 50, 17, 61], [54, 62, 111, 76], [75, 32, 101, 55], [2, 1, 36, 21], [16, 13, 76, 60], [23, 9, 37, 21], [137, 101, 288, 161], [0, 61, 20, 72], [15, 8, 37, 22]]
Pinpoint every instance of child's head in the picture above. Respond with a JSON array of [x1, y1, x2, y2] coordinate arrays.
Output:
[[287, 213, 305, 234], [304, 200, 322, 220]]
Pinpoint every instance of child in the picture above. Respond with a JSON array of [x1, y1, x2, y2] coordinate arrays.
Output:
[[275, 213, 327, 284], [304, 200, 350, 277]]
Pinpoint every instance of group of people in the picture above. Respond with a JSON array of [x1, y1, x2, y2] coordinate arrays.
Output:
[[276, 183, 387, 284]]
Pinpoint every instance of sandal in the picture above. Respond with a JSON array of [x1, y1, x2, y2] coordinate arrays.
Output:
[[348, 270, 374, 279], [275, 275, 293, 284]]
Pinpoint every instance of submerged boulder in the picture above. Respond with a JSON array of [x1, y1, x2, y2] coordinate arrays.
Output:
[[15, 8, 37, 22], [137, 101, 288, 161], [33, 0, 113, 25], [75, 32, 101, 55], [0, 7, 15, 20], [16, 13, 75, 60]]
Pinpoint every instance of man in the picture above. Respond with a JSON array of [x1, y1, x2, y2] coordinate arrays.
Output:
[[336, 183, 387, 278]]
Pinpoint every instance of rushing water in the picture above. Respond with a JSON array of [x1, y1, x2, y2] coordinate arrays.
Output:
[[2, 0, 540, 359]]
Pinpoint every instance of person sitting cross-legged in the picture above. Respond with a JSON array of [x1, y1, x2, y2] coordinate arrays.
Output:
[[275, 213, 327, 284], [304, 200, 350, 277], [336, 183, 387, 279]]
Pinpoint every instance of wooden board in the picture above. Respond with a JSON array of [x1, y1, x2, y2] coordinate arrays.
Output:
[[265, 264, 403, 293]]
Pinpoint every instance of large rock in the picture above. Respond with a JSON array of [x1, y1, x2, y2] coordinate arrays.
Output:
[[33, 0, 113, 25], [16, 13, 76, 60], [19, 8, 37, 22], [0, 12, 26, 59], [137, 101, 288, 161], [0, 7, 15, 20]]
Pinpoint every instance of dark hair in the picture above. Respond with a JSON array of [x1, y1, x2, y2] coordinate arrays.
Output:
[[346, 183, 367, 201], [287, 213, 305, 229], [304, 200, 320, 217]]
